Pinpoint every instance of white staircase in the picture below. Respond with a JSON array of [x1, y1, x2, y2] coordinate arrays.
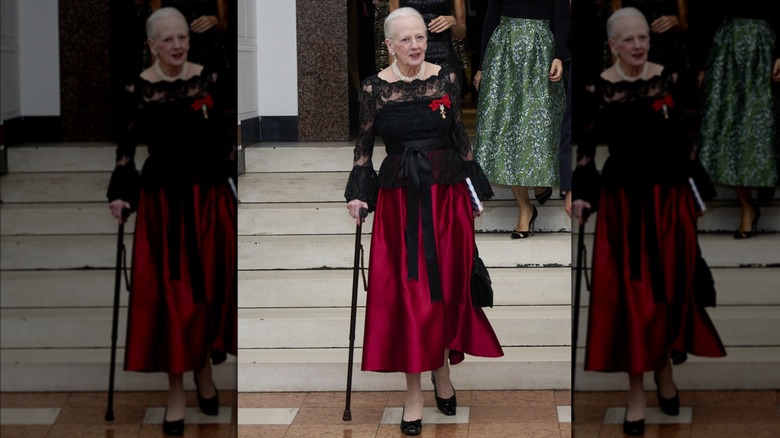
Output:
[[0, 143, 236, 391], [237, 142, 573, 392], [572, 146, 780, 391]]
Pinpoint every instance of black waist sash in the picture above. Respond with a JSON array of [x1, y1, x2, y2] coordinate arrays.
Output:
[[387, 137, 448, 303]]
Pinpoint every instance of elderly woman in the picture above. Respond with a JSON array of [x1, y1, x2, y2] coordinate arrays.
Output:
[[572, 7, 725, 436], [107, 7, 236, 436], [345, 7, 503, 436]]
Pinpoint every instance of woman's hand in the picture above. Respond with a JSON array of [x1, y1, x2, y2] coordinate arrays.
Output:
[[473, 70, 482, 91], [564, 191, 572, 217], [347, 199, 369, 225], [429, 15, 456, 33], [571, 199, 592, 226], [549, 59, 563, 82], [190, 15, 219, 33], [772, 59, 780, 82], [109, 199, 131, 224], [650, 15, 679, 34]]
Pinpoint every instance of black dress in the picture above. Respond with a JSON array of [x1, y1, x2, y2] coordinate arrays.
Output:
[[344, 67, 502, 372], [107, 69, 237, 373], [573, 70, 726, 373]]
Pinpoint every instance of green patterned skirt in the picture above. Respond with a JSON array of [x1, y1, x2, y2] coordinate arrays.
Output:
[[698, 18, 778, 187], [474, 17, 565, 187]]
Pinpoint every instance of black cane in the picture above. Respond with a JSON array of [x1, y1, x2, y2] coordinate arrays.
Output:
[[572, 207, 590, 422], [106, 208, 130, 422], [343, 207, 368, 422]]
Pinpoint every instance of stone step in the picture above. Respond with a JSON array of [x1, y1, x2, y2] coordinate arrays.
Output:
[[239, 268, 571, 308], [577, 204, 780, 234], [0, 270, 122, 308], [572, 267, 780, 308], [238, 233, 572, 271], [238, 201, 572, 235], [1, 308, 132, 349], [238, 346, 570, 391], [0, 234, 133, 270], [245, 143, 360, 173], [573, 346, 780, 390], [0, 348, 236, 392], [237, 171, 555, 204], [2, 267, 775, 310], [4, 199, 778, 237], [238, 306, 571, 349], [1, 203, 135, 236], [6, 143, 148, 173], [573, 306, 780, 348], [0, 172, 111, 203], [571, 232, 780, 268]]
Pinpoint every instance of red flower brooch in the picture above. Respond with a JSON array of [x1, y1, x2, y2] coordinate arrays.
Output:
[[428, 94, 451, 119], [192, 94, 214, 119], [652, 94, 674, 119]]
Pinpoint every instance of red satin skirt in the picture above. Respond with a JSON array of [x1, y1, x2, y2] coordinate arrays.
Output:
[[124, 183, 237, 373], [584, 184, 726, 373], [361, 182, 504, 373]]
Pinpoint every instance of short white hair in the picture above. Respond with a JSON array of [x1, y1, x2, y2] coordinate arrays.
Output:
[[384, 7, 426, 40], [146, 7, 188, 39], [606, 7, 648, 39]]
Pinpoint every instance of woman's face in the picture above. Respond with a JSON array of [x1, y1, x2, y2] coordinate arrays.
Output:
[[149, 15, 190, 68], [386, 16, 427, 68], [609, 15, 650, 68]]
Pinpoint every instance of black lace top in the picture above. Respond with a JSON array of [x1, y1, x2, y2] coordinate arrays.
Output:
[[573, 70, 698, 205], [107, 68, 233, 207], [344, 66, 492, 210]]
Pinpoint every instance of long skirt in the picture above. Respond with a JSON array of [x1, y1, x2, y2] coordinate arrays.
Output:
[[474, 17, 565, 187], [698, 18, 778, 187], [361, 182, 504, 373], [584, 184, 726, 374], [124, 182, 237, 373]]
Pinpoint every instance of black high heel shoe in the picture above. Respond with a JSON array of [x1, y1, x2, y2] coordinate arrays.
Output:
[[400, 409, 422, 436], [654, 374, 679, 416], [162, 411, 184, 436], [536, 187, 553, 205], [511, 206, 538, 239], [734, 206, 761, 239], [194, 375, 219, 416], [623, 415, 645, 436], [431, 374, 457, 416]]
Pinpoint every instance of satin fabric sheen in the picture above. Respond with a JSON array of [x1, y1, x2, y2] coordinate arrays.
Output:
[[124, 183, 237, 373], [584, 184, 726, 373], [361, 182, 504, 373]]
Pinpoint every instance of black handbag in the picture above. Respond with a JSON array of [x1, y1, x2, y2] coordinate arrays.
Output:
[[471, 244, 493, 308]]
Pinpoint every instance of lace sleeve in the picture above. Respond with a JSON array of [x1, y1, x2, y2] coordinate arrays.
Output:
[[115, 84, 138, 162], [344, 78, 379, 210], [107, 83, 141, 209]]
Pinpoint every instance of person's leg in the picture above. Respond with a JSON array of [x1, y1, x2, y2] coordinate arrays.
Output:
[[403, 373, 424, 421], [626, 372, 646, 422], [511, 186, 537, 238], [165, 372, 186, 421], [734, 186, 760, 236], [654, 357, 678, 399], [194, 357, 217, 399], [431, 350, 454, 399]]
